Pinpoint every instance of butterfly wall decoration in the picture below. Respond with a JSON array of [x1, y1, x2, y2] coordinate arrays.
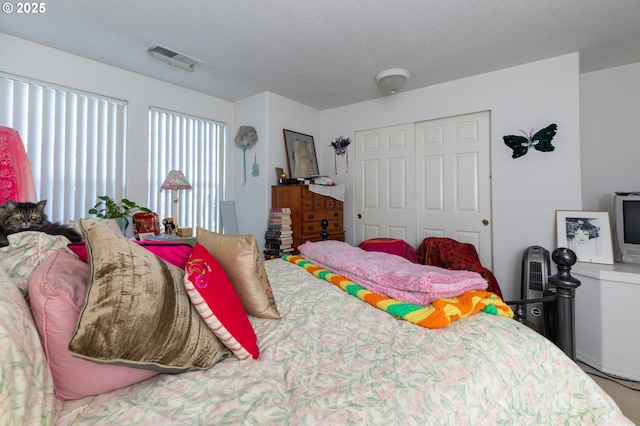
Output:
[[503, 123, 557, 159]]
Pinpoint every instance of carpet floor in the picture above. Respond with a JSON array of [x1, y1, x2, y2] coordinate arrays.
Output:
[[578, 361, 640, 424]]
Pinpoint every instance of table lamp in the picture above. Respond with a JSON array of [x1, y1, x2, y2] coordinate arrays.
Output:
[[160, 170, 192, 235]]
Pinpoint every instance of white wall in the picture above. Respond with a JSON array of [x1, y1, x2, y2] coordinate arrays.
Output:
[[231, 93, 269, 237], [232, 92, 321, 244], [0, 32, 321, 250], [1, 32, 585, 300], [318, 54, 583, 299], [580, 61, 640, 216], [0, 33, 234, 218]]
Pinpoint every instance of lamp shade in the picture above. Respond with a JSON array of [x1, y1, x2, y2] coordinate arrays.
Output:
[[160, 170, 192, 190], [375, 68, 410, 94]]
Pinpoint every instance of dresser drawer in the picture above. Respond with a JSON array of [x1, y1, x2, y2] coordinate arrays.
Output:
[[302, 211, 320, 221], [326, 210, 342, 220], [301, 218, 343, 237], [313, 197, 324, 209], [302, 198, 314, 210], [301, 210, 342, 223], [317, 196, 343, 211], [299, 231, 346, 245]]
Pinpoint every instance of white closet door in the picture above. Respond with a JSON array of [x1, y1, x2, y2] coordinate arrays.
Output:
[[415, 111, 492, 267], [354, 111, 492, 267], [354, 123, 417, 246]]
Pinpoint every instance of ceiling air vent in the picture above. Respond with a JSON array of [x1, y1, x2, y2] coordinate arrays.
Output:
[[148, 44, 202, 72]]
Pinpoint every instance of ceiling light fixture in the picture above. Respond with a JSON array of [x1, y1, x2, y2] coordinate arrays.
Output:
[[375, 68, 410, 94], [148, 44, 202, 72]]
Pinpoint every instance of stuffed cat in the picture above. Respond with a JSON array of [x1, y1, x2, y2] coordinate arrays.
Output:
[[0, 199, 82, 247]]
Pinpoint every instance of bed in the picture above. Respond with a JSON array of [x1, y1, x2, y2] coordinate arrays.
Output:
[[0, 223, 632, 425]]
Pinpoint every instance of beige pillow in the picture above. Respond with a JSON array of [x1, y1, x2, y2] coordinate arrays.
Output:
[[69, 220, 230, 372], [196, 227, 280, 319]]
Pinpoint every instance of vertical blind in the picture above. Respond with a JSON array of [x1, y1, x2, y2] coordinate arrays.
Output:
[[148, 107, 226, 232], [0, 73, 127, 223]]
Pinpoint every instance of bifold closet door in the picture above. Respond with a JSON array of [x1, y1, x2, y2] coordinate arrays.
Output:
[[354, 123, 417, 246], [355, 111, 492, 268], [415, 111, 492, 268]]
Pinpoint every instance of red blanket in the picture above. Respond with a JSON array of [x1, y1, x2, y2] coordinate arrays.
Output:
[[416, 237, 503, 298]]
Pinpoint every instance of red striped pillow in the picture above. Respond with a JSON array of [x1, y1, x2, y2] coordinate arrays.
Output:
[[184, 243, 259, 360]]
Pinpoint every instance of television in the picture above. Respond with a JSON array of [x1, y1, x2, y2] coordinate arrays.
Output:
[[614, 193, 640, 264]]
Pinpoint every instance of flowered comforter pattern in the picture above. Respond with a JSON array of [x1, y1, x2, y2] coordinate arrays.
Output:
[[1, 256, 632, 425]]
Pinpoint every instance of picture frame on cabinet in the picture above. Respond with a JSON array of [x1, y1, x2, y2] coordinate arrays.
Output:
[[555, 210, 614, 264], [283, 129, 319, 179]]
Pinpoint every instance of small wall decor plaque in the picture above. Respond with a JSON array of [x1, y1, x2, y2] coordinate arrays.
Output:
[[330, 136, 351, 174], [234, 125, 258, 186]]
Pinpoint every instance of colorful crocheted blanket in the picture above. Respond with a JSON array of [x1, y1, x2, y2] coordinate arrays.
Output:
[[283, 255, 513, 329]]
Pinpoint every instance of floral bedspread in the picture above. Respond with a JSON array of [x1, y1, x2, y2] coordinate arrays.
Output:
[[2, 257, 632, 425]]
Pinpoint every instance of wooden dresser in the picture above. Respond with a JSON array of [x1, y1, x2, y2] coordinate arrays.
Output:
[[271, 185, 345, 250]]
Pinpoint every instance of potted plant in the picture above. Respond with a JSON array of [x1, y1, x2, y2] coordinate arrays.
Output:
[[88, 195, 151, 233]]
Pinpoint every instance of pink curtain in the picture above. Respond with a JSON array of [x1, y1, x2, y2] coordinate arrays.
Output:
[[0, 126, 37, 204]]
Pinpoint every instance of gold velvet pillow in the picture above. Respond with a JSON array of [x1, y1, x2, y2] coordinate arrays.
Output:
[[196, 227, 280, 319], [69, 220, 230, 372]]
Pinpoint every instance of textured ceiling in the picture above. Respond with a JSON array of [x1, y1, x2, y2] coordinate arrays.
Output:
[[2, 0, 640, 110]]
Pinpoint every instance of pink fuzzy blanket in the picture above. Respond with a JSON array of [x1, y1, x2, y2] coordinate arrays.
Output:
[[298, 240, 488, 305]]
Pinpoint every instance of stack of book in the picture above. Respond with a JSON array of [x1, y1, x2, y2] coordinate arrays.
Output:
[[264, 207, 294, 259]]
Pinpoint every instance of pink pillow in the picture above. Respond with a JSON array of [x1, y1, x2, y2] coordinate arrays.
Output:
[[28, 248, 157, 400], [184, 243, 259, 360], [358, 238, 418, 263], [68, 240, 193, 268]]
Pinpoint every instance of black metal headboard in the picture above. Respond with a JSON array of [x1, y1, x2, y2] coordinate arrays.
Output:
[[506, 248, 580, 360]]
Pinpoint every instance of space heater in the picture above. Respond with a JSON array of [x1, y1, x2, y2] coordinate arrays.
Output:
[[520, 245, 551, 334]]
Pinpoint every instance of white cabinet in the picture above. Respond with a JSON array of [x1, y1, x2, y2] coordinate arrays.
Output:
[[571, 262, 640, 380]]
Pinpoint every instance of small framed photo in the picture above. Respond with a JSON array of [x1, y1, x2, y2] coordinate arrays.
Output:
[[283, 129, 319, 179], [556, 210, 614, 264]]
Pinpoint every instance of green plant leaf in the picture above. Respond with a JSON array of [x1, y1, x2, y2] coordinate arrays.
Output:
[[88, 196, 151, 225]]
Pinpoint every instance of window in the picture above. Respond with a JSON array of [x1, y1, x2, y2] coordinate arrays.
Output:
[[148, 107, 226, 232], [0, 73, 127, 223]]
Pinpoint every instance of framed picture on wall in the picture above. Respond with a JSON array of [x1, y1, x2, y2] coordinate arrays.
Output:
[[555, 210, 614, 264], [283, 129, 319, 179]]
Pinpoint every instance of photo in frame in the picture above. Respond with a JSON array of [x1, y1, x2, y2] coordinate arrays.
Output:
[[283, 129, 319, 179], [555, 210, 614, 264]]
